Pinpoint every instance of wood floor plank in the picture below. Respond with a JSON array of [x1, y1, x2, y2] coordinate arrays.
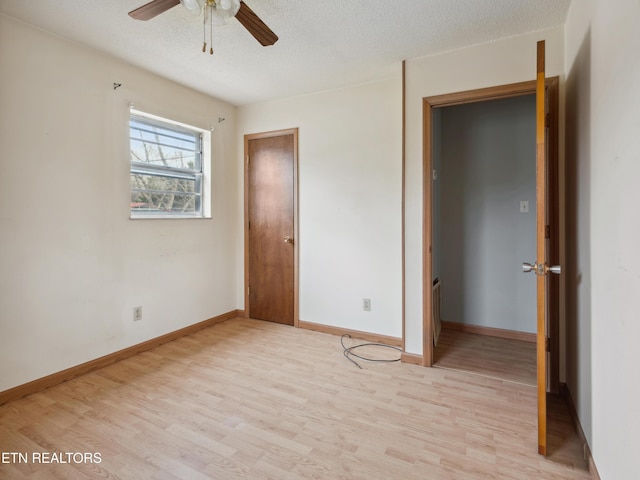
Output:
[[434, 329, 537, 385], [0, 318, 589, 479]]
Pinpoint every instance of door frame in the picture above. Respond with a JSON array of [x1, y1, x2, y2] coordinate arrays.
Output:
[[421, 79, 560, 393], [244, 128, 299, 326]]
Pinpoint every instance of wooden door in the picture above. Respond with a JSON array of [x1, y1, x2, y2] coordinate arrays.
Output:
[[245, 129, 298, 325], [534, 39, 553, 456]]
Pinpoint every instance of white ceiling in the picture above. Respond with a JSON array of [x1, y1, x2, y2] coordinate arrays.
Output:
[[0, 0, 571, 106]]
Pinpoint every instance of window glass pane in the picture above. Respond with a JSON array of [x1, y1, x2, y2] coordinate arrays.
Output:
[[131, 173, 197, 194], [130, 173, 200, 214], [130, 118, 201, 171]]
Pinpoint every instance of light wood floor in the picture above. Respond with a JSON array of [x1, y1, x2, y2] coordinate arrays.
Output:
[[0, 318, 589, 479], [434, 329, 537, 386]]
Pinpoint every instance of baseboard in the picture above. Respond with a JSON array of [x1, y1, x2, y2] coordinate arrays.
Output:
[[298, 320, 402, 347], [400, 352, 422, 365], [0, 309, 241, 406], [441, 321, 536, 343], [560, 383, 601, 480]]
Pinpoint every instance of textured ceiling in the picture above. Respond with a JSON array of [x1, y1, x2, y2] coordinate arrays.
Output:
[[0, 0, 571, 105]]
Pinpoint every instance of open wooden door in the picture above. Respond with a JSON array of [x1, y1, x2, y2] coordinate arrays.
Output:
[[523, 40, 562, 456], [535, 39, 549, 457]]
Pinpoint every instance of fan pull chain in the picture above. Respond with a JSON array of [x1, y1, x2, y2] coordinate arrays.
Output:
[[202, 2, 207, 53], [209, 4, 214, 55]]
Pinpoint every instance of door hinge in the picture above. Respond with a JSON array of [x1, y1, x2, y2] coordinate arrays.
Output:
[[247, 286, 250, 296], [545, 337, 551, 352], [247, 155, 250, 165], [545, 225, 551, 239]]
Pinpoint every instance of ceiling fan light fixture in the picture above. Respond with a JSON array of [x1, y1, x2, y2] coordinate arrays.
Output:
[[212, 0, 240, 19], [180, 0, 201, 15], [208, 8, 227, 26]]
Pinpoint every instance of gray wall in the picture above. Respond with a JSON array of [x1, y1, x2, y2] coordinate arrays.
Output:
[[437, 95, 537, 333], [432, 108, 442, 282]]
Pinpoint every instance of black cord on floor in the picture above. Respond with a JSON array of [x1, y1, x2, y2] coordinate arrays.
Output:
[[340, 334, 402, 369]]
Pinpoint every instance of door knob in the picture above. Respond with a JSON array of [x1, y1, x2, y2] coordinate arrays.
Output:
[[522, 262, 534, 273], [284, 236, 294, 244], [522, 262, 561, 275], [522, 262, 544, 275]]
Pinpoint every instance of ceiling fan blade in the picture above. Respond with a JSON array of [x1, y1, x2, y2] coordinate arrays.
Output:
[[235, 1, 278, 46], [129, 0, 180, 21]]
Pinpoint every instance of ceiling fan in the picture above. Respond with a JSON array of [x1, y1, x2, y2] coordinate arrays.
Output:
[[129, 0, 278, 48]]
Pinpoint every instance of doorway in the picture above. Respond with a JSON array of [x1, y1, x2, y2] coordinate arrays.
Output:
[[244, 128, 299, 326], [433, 94, 537, 384], [422, 79, 559, 391]]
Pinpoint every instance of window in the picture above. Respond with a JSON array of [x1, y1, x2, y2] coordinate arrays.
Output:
[[129, 110, 210, 218]]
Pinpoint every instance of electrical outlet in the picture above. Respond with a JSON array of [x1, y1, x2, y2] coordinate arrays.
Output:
[[363, 298, 371, 312], [520, 200, 529, 213], [133, 306, 142, 321]]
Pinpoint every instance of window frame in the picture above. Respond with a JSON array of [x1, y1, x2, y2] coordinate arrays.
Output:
[[129, 109, 211, 219]]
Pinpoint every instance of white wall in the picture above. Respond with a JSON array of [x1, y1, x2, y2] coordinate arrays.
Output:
[[237, 79, 403, 338], [565, 1, 640, 478], [439, 96, 537, 333], [404, 26, 565, 354], [563, 0, 593, 456], [0, 15, 238, 391]]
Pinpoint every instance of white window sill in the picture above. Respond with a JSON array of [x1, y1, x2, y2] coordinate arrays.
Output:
[[130, 214, 211, 220]]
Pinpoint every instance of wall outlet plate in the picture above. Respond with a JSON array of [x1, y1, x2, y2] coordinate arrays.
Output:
[[133, 306, 142, 321], [363, 298, 371, 312]]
